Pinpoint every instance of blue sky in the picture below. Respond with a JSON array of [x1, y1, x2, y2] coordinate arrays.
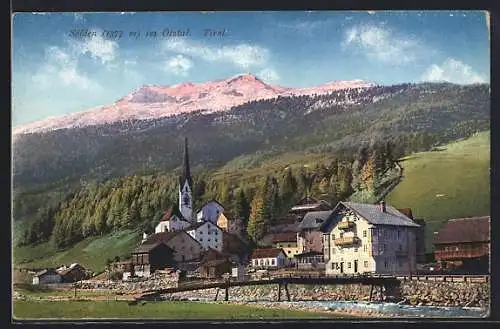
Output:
[[12, 11, 490, 126]]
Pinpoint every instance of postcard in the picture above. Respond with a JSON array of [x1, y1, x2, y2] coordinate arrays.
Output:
[[11, 10, 491, 321]]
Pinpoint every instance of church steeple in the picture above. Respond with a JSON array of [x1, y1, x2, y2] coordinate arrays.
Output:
[[179, 137, 193, 222], [179, 137, 193, 189]]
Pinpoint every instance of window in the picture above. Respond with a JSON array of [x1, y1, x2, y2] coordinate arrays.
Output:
[[215, 239, 218, 243], [208, 231, 212, 235], [288, 250, 291, 254], [332, 234, 335, 240], [208, 239, 211, 242], [397, 230, 401, 239], [332, 263, 335, 270], [340, 232, 344, 238], [364, 261, 369, 268], [271, 259, 275, 265], [200, 238, 203, 242], [354, 248, 358, 252], [398, 244, 403, 251], [348, 262, 351, 269], [363, 230, 367, 238], [215, 231, 218, 235], [384, 259, 388, 269], [287, 244, 291, 248], [364, 245, 368, 252]]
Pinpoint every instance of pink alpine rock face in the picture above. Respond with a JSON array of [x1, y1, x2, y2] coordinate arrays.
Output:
[[13, 74, 375, 135]]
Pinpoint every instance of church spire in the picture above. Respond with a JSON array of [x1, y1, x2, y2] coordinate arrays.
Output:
[[179, 137, 193, 190]]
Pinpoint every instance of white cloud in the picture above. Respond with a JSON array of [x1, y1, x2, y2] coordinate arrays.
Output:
[[342, 23, 424, 65], [164, 55, 193, 76], [75, 32, 118, 65], [32, 46, 98, 90], [421, 58, 488, 84], [258, 68, 280, 83], [163, 38, 269, 69]]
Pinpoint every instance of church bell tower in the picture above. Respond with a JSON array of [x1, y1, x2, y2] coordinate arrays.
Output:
[[179, 137, 194, 222]]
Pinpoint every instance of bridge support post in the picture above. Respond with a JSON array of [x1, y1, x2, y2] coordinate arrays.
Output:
[[277, 283, 282, 302], [369, 284, 374, 302], [214, 288, 220, 301], [379, 285, 384, 301], [285, 284, 290, 302], [225, 283, 229, 301]]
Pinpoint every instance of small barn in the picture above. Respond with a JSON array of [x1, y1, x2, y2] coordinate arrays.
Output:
[[199, 259, 233, 279], [32, 269, 62, 285], [59, 263, 88, 283], [131, 242, 176, 277]]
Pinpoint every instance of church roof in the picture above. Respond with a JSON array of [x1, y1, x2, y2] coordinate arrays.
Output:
[[160, 203, 187, 222], [179, 137, 193, 189]]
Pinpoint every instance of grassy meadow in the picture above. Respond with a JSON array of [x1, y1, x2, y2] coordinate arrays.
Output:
[[13, 229, 141, 272], [13, 300, 343, 320], [387, 131, 490, 251]]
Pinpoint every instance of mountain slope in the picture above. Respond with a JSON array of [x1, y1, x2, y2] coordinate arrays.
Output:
[[13, 74, 374, 135], [386, 131, 490, 251], [12, 82, 490, 191]]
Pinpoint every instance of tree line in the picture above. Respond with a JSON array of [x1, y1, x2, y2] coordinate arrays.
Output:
[[18, 140, 401, 248]]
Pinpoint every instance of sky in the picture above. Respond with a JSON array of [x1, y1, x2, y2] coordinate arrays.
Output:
[[12, 11, 490, 126]]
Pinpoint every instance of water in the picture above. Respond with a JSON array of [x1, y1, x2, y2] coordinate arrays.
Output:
[[248, 300, 489, 318]]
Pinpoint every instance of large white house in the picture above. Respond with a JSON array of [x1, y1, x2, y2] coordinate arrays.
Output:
[[196, 200, 225, 223], [186, 220, 224, 251], [321, 201, 420, 275]]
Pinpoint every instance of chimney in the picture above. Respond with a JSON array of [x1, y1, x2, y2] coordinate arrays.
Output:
[[142, 232, 148, 243], [379, 201, 386, 212]]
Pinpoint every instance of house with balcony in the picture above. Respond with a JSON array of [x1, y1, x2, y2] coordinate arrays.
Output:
[[271, 232, 300, 262], [320, 201, 420, 275], [434, 216, 490, 273], [289, 196, 332, 221]]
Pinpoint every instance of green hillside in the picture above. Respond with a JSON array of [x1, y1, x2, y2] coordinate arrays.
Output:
[[386, 131, 490, 252], [13, 229, 141, 272]]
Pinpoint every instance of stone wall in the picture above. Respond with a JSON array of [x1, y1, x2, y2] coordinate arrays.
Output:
[[164, 280, 489, 308]]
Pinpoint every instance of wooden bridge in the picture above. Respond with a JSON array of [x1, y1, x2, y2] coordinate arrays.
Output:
[[137, 274, 401, 302]]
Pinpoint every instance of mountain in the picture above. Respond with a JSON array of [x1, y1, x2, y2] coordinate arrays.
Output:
[[12, 82, 490, 193], [12, 74, 375, 135]]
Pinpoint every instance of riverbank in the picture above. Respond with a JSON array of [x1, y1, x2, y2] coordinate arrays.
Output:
[[162, 281, 490, 308]]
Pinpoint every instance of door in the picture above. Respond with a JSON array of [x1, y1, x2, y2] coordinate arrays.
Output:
[[340, 262, 344, 274], [354, 260, 358, 273]]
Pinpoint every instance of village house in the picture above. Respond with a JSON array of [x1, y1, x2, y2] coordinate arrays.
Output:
[[197, 249, 233, 279], [196, 200, 225, 224], [321, 201, 420, 275], [434, 216, 490, 273], [250, 248, 288, 269], [216, 212, 229, 231], [289, 196, 332, 221], [297, 210, 332, 254], [397, 208, 427, 263], [154, 204, 191, 233], [294, 251, 325, 270], [272, 232, 300, 262], [142, 230, 204, 262], [186, 220, 224, 252], [58, 263, 88, 283], [131, 242, 175, 277], [32, 269, 62, 285]]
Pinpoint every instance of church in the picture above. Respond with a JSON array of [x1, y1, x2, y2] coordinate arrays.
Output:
[[151, 137, 225, 251]]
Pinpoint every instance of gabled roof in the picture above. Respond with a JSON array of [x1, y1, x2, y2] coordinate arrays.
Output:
[[295, 196, 319, 206], [321, 202, 420, 232], [186, 220, 223, 232], [250, 248, 286, 259], [160, 203, 188, 222], [298, 211, 334, 230], [272, 232, 298, 243], [435, 216, 490, 244], [198, 199, 226, 212], [144, 230, 201, 247], [36, 268, 59, 277], [132, 241, 173, 254]]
